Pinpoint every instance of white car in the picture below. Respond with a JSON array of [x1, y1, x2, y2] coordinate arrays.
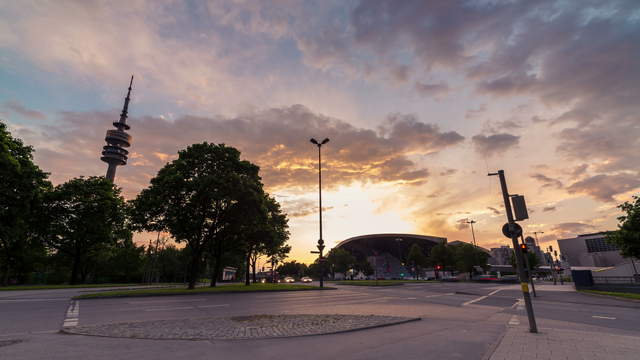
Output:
[[300, 276, 312, 283], [282, 276, 295, 283]]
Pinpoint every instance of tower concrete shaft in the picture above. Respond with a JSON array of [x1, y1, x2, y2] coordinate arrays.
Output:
[[101, 76, 134, 182]]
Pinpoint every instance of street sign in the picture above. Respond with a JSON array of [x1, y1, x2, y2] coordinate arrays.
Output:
[[502, 222, 523, 238], [511, 195, 529, 221]]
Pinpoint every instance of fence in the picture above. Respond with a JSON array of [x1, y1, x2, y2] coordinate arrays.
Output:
[[593, 276, 639, 284]]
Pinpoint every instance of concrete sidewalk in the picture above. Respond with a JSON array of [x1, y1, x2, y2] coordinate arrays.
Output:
[[489, 318, 640, 360]]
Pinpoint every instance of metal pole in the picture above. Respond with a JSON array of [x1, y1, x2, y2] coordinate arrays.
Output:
[[521, 235, 536, 297], [317, 145, 324, 288], [489, 170, 537, 333]]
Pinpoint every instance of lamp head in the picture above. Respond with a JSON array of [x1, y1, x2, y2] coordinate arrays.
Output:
[[310, 138, 319, 145], [321, 138, 330, 145]]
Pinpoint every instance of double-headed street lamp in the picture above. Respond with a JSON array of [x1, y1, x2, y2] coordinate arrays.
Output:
[[310, 137, 329, 288]]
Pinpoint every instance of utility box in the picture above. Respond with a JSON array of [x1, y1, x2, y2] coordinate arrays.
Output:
[[511, 195, 529, 221]]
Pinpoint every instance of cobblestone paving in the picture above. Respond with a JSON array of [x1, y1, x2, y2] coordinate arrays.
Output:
[[490, 322, 640, 360], [65, 314, 419, 340]]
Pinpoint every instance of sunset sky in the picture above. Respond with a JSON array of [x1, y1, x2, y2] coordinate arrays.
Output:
[[1, 1, 638, 264]]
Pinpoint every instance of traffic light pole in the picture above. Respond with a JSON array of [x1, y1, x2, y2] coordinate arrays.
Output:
[[489, 170, 537, 333], [520, 236, 536, 297]]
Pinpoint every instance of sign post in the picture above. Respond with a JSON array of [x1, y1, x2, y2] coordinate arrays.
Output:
[[489, 170, 538, 333]]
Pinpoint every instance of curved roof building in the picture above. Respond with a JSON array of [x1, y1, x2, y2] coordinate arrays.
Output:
[[335, 233, 446, 279], [336, 233, 446, 258]]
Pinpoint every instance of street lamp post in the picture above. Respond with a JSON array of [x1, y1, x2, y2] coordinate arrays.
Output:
[[466, 219, 480, 276], [310, 137, 329, 288]]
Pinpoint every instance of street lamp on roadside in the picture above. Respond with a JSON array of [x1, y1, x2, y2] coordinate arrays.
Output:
[[310, 137, 329, 288]]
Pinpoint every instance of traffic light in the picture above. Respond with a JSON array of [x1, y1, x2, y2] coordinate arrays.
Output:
[[435, 265, 442, 270], [520, 243, 528, 253]]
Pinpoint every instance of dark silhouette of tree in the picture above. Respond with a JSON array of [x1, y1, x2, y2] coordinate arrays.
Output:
[[44, 177, 129, 284], [453, 243, 489, 279], [326, 248, 355, 279], [131, 143, 264, 289], [429, 242, 454, 277], [608, 195, 640, 259], [407, 243, 428, 280], [0, 121, 51, 286]]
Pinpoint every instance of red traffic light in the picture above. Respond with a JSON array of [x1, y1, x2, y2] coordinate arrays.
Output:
[[435, 265, 442, 270]]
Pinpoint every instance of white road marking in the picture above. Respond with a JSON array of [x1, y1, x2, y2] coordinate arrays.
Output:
[[405, 297, 417, 300], [63, 300, 79, 328], [592, 315, 616, 320], [462, 296, 488, 306], [462, 288, 504, 306], [508, 315, 520, 326]]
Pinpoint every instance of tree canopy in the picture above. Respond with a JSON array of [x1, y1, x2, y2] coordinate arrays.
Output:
[[608, 195, 640, 259], [0, 121, 51, 285], [43, 176, 130, 284], [130, 142, 278, 289]]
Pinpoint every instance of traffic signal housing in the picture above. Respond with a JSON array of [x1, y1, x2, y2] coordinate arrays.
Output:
[[520, 243, 528, 253]]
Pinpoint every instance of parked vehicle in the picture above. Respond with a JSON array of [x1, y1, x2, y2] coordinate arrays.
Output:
[[300, 276, 312, 283]]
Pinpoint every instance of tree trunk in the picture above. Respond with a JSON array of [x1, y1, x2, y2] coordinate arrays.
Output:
[[1, 262, 10, 286], [245, 251, 251, 286], [212, 252, 222, 287], [70, 255, 80, 285], [188, 250, 201, 290], [252, 260, 257, 283]]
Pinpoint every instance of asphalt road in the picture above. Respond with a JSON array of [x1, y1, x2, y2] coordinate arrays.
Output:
[[1, 282, 639, 360]]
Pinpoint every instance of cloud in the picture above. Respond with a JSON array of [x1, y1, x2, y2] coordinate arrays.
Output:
[[25, 105, 464, 197], [542, 206, 556, 212], [3, 100, 46, 120], [471, 133, 520, 157], [567, 173, 640, 202], [439, 169, 457, 177], [281, 198, 333, 218], [487, 207, 501, 216], [551, 222, 596, 238], [531, 173, 563, 189], [414, 81, 449, 98]]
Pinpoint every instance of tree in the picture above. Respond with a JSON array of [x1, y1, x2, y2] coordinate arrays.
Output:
[[406, 243, 428, 280], [429, 242, 454, 277], [240, 195, 289, 286], [131, 143, 264, 289], [453, 243, 488, 279], [326, 248, 355, 280], [353, 260, 374, 278], [277, 261, 307, 277], [608, 195, 640, 259], [0, 121, 50, 286], [44, 177, 129, 284]]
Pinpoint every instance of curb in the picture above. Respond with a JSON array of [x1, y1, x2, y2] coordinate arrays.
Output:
[[578, 290, 640, 304], [73, 287, 337, 300]]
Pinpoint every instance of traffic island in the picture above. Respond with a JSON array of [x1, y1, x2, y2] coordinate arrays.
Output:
[[63, 314, 420, 340]]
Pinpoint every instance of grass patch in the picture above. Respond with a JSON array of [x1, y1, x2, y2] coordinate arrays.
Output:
[[333, 280, 437, 286], [0, 283, 142, 291], [580, 290, 640, 301], [74, 283, 332, 299]]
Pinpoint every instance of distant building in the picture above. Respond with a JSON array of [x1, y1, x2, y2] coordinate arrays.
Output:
[[524, 236, 550, 265], [335, 233, 446, 279], [489, 246, 512, 266], [558, 232, 625, 267]]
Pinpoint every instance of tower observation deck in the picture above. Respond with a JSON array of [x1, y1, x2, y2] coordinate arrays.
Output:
[[101, 76, 134, 182]]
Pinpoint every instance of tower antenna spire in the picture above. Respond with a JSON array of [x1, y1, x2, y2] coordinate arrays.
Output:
[[101, 76, 135, 182]]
